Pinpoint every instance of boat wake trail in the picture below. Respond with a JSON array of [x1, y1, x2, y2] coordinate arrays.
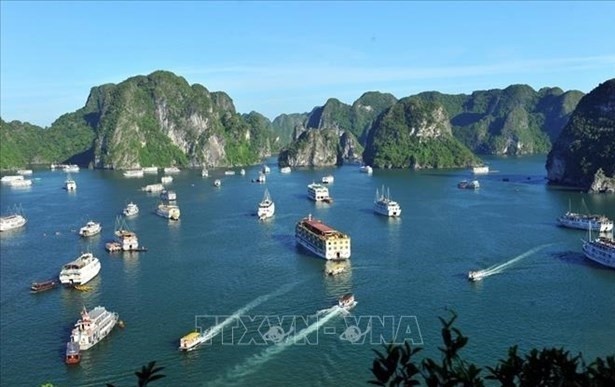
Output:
[[478, 243, 553, 278], [209, 306, 344, 386], [201, 281, 301, 343]]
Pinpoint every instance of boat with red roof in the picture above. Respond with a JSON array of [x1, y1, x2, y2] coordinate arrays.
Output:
[[295, 214, 351, 260]]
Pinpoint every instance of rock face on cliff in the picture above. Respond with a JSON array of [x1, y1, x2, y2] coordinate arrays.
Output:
[[546, 79, 615, 191], [271, 113, 309, 148], [363, 98, 479, 169], [277, 128, 362, 167], [75, 71, 274, 169], [415, 85, 583, 155], [276, 92, 395, 167]]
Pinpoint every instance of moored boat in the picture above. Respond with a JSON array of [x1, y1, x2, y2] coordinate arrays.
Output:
[[142, 183, 164, 192], [280, 166, 291, 174], [1, 175, 24, 183], [295, 214, 351, 260], [160, 189, 177, 202], [161, 176, 173, 184], [59, 253, 101, 286], [307, 183, 331, 202], [374, 186, 402, 217], [9, 179, 33, 188], [65, 342, 80, 365], [114, 217, 140, 251], [360, 165, 373, 175], [558, 212, 614, 232], [79, 221, 102, 237], [0, 212, 27, 232], [201, 168, 209, 177], [164, 166, 181, 174], [321, 175, 334, 184], [31, 280, 58, 293], [225, 170, 236, 176], [252, 173, 266, 183], [262, 165, 271, 174], [472, 165, 489, 174], [257, 189, 275, 220], [156, 203, 181, 220], [123, 202, 139, 217], [142, 166, 159, 174], [63, 164, 80, 173], [17, 169, 33, 175], [123, 169, 144, 178], [64, 175, 77, 191], [67, 306, 119, 353], [582, 231, 615, 269], [213, 179, 221, 187]]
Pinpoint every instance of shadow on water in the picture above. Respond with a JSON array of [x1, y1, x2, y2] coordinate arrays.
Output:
[[272, 233, 296, 252], [552, 250, 613, 271]]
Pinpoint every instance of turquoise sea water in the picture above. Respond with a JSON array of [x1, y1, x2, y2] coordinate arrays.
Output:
[[1, 155, 614, 386]]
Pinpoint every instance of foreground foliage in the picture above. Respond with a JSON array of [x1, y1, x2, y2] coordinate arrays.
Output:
[[370, 312, 615, 386]]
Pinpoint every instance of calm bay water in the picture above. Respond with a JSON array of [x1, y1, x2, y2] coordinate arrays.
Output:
[[1, 155, 614, 386]]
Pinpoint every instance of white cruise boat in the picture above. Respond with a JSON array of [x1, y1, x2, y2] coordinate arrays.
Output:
[[472, 165, 489, 174], [0, 213, 27, 232], [9, 179, 33, 188], [295, 214, 351, 260], [68, 306, 119, 352], [59, 253, 101, 285], [374, 186, 402, 217], [582, 234, 615, 269], [322, 175, 334, 184], [142, 166, 159, 174], [123, 202, 139, 217], [17, 169, 33, 175], [64, 176, 77, 191], [164, 166, 181, 174], [179, 329, 214, 351], [225, 170, 236, 176], [338, 293, 357, 310], [114, 230, 139, 251], [201, 168, 209, 177], [307, 183, 331, 202], [360, 165, 373, 175], [1, 175, 24, 183], [142, 183, 164, 192], [156, 203, 181, 220], [240, 168, 246, 176], [161, 176, 173, 184], [63, 164, 80, 172], [557, 212, 613, 233], [160, 189, 177, 202], [257, 189, 275, 220], [213, 179, 221, 187], [123, 169, 144, 178], [79, 221, 102, 237], [280, 166, 291, 174], [262, 165, 271, 174]]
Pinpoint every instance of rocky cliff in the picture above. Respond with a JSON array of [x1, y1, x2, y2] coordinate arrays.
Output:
[[275, 92, 395, 167], [546, 79, 615, 191], [416, 85, 583, 155], [363, 97, 479, 169]]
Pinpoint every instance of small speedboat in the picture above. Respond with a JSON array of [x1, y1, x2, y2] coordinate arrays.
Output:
[[468, 270, 486, 282], [65, 342, 80, 365], [338, 293, 357, 310]]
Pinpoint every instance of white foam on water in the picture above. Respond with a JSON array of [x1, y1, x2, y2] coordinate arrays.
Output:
[[478, 243, 553, 278], [209, 306, 343, 385]]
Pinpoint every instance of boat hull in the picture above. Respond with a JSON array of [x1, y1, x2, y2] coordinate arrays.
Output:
[[582, 239, 615, 269]]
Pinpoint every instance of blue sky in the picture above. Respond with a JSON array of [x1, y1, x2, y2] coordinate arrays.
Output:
[[2, 1, 614, 127]]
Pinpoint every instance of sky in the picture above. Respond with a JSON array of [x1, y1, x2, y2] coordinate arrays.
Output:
[[1, 1, 614, 127]]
